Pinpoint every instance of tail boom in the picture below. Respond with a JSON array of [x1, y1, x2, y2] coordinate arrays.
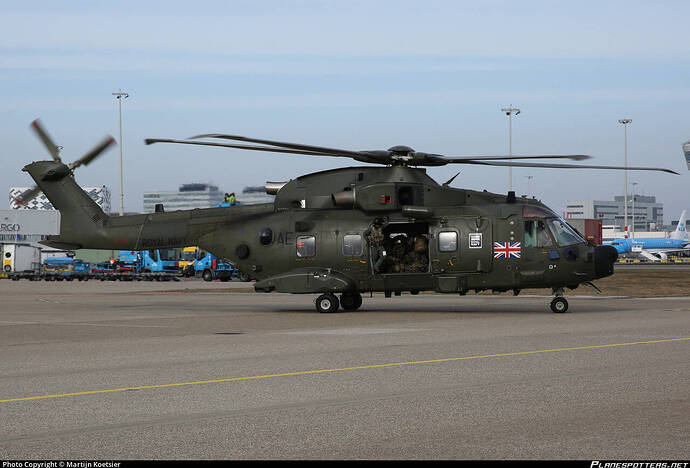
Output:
[[23, 161, 273, 250]]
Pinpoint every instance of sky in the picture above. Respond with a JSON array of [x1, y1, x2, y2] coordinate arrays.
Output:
[[1, 0, 689, 223]]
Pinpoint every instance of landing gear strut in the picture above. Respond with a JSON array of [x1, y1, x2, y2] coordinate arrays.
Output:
[[550, 288, 568, 313], [340, 292, 363, 311], [315, 293, 339, 313]]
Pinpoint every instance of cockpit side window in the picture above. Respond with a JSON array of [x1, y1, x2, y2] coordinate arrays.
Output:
[[524, 220, 553, 247]]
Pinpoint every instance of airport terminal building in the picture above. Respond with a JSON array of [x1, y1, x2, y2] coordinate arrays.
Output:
[[565, 195, 663, 231], [0, 209, 59, 243], [143, 183, 224, 213], [143, 184, 274, 212]]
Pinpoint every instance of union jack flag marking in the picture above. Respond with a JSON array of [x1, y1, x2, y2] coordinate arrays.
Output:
[[493, 241, 521, 259]]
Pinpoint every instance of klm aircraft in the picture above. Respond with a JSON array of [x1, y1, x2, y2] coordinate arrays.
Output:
[[605, 210, 689, 260]]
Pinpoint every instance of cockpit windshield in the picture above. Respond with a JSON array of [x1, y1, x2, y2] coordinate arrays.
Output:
[[546, 218, 584, 246], [180, 251, 196, 262]]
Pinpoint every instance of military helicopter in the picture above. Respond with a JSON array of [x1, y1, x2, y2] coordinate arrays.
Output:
[[22, 121, 678, 313]]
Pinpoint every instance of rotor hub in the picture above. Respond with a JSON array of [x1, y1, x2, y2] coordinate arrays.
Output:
[[387, 145, 415, 154]]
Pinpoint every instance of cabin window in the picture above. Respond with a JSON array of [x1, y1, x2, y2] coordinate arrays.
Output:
[[399, 186, 414, 205], [343, 234, 363, 256], [524, 220, 553, 247], [438, 231, 457, 252], [259, 228, 273, 245], [296, 235, 316, 258]]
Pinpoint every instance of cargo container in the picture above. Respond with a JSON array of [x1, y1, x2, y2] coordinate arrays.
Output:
[[566, 219, 603, 245], [1, 243, 41, 273]]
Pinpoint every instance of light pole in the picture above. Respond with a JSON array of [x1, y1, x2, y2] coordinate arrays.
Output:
[[113, 89, 129, 216], [618, 118, 632, 235], [630, 181, 638, 238], [501, 105, 520, 192]]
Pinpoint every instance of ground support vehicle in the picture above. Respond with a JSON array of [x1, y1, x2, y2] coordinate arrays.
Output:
[[195, 252, 236, 282], [180, 246, 250, 282], [7, 256, 91, 281], [89, 256, 179, 282], [119, 250, 180, 275], [41, 257, 90, 281]]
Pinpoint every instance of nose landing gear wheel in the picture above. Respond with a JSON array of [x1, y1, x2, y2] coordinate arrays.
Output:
[[315, 293, 339, 313], [340, 292, 363, 311], [550, 297, 568, 313]]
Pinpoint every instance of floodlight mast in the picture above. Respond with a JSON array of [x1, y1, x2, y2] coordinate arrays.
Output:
[[501, 105, 521, 192], [113, 89, 129, 216], [618, 118, 632, 236], [630, 181, 638, 238]]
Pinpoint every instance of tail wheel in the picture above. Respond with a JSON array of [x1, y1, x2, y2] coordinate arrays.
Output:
[[550, 297, 569, 313], [239, 271, 251, 282], [340, 292, 363, 311], [202, 269, 213, 282], [315, 293, 339, 313]]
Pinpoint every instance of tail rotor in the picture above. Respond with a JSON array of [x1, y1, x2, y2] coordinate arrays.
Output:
[[14, 120, 116, 207]]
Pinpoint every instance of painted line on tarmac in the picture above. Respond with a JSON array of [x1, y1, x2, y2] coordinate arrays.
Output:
[[1, 337, 688, 404]]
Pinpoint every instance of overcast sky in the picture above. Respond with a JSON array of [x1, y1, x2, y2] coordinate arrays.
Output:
[[1, 0, 689, 222]]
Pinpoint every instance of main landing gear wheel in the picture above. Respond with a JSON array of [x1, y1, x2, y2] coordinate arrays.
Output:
[[340, 292, 363, 311], [550, 297, 568, 313], [315, 293, 339, 313]]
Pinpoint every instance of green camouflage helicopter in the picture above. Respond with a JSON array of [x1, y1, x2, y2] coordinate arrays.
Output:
[[20, 120, 678, 313]]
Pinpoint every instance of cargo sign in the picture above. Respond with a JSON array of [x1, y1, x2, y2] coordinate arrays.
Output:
[[0, 210, 60, 235]]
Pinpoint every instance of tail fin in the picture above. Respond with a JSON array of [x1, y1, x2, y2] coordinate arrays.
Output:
[[23, 161, 108, 248], [671, 210, 688, 240]]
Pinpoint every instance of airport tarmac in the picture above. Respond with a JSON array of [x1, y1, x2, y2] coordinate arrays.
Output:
[[0, 280, 688, 460]]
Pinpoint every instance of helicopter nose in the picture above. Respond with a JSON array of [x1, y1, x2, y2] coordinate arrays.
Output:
[[594, 245, 618, 279]]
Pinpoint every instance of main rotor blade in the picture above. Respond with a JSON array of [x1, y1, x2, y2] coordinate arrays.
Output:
[[30, 119, 61, 162], [14, 185, 42, 206], [191, 133, 376, 159], [461, 160, 680, 174], [440, 154, 591, 162], [68, 136, 117, 170], [145, 138, 348, 156], [145, 138, 388, 164]]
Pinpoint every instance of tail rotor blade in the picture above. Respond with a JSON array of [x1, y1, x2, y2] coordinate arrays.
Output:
[[30, 119, 61, 162], [69, 136, 116, 170], [14, 185, 42, 206]]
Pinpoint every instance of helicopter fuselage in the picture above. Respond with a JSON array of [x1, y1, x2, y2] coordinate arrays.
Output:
[[24, 161, 617, 310], [204, 166, 616, 296]]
